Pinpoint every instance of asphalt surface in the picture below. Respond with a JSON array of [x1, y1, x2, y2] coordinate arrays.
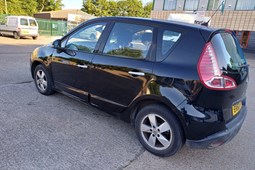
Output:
[[0, 36, 254, 170]]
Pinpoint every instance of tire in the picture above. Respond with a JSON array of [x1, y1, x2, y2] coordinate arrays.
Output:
[[32, 36, 38, 40], [13, 32, 20, 39], [34, 65, 54, 95], [135, 104, 184, 157]]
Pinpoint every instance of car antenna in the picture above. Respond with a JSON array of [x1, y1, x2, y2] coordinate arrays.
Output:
[[201, 0, 225, 26]]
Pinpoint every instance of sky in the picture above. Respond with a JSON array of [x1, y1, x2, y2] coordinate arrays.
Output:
[[62, 0, 153, 9]]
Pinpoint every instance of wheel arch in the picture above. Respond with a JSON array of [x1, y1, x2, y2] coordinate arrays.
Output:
[[125, 96, 187, 139], [31, 61, 42, 79]]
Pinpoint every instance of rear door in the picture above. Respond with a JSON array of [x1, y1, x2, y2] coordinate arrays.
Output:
[[19, 18, 30, 35], [28, 18, 38, 35], [90, 22, 155, 113]]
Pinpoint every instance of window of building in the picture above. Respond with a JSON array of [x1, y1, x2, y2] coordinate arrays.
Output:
[[207, 0, 221, 10], [103, 23, 153, 59], [164, 0, 177, 10], [236, 0, 255, 10], [184, 0, 199, 11]]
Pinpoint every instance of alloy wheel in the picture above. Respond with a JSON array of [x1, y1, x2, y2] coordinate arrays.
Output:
[[35, 69, 47, 92], [140, 113, 173, 150]]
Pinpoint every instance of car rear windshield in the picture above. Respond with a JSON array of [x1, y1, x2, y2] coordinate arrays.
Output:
[[211, 32, 246, 71]]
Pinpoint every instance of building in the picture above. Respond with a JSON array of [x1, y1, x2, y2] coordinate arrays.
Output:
[[33, 9, 95, 36], [151, 0, 255, 50], [34, 9, 95, 22]]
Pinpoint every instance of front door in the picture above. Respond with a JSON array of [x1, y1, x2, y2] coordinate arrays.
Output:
[[51, 22, 107, 101]]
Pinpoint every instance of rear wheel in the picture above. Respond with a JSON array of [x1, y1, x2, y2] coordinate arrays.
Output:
[[13, 32, 20, 39], [34, 65, 54, 95], [135, 105, 184, 157]]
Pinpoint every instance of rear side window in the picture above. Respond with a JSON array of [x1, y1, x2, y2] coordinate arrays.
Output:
[[103, 23, 153, 59], [211, 32, 246, 71], [20, 18, 28, 26], [156, 29, 181, 61], [29, 19, 37, 27]]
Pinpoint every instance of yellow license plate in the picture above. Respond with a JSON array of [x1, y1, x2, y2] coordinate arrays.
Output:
[[22, 30, 29, 34], [232, 102, 242, 116]]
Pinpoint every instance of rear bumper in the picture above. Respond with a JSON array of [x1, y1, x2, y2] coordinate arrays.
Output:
[[18, 31, 38, 37], [186, 106, 247, 149]]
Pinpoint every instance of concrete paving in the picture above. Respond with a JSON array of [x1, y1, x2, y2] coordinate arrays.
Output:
[[0, 36, 254, 170]]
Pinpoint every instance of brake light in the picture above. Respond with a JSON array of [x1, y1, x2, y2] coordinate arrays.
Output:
[[197, 42, 236, 90]]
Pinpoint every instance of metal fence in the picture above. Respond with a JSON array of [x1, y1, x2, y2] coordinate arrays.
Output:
[[36, 19, 68, 36], [36, 19, 81, 36]]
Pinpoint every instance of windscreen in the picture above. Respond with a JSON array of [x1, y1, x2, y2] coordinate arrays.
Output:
[[211, 32, 246, 71]]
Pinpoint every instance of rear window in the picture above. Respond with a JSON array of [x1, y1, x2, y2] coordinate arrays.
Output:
[[211, 32, 246, 71], [29, 19, 37, 27], [20, 18, 28, 26], [156, 29, 181, 62]]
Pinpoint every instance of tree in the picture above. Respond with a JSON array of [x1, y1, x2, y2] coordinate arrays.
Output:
[[143, 2, 153, 18], [5, 0, 37, 16], [37, 0, 63, 12], [82, 0, 151, 17]]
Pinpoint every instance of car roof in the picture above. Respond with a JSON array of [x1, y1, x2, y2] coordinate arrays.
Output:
[[90, 16, 215, 33]]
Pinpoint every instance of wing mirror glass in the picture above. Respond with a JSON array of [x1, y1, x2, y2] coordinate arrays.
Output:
[[52, 39, 61, 48]]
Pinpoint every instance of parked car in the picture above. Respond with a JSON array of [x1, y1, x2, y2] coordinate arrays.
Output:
[[30, 17, 249, 157], [0, 16, 38, 39]]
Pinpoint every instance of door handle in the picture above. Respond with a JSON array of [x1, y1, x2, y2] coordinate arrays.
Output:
[[128, 71, 145, 76], [77, 64, 88, 69]]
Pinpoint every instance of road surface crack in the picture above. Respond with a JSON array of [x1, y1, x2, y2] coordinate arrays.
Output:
[[117, 147, 145, 170], [0, 81, 33, 88]]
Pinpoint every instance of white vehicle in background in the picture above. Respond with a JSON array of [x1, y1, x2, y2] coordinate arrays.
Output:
[[0, 16, 39, 39]]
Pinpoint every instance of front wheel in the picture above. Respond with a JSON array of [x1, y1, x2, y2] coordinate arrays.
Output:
[[135, 105, 184, 157], [34, 65, 54, 95], [32, 36, 38, 40]]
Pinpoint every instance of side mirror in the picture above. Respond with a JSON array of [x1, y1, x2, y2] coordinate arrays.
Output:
[[52, 39, 61, 48]]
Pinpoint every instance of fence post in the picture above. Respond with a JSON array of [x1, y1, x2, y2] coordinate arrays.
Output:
[[51, 19, 53, 36]]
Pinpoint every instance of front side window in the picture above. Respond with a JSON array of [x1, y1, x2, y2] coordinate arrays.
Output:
[[164, 0, 177, 10], [236, 0, 255, 10], [29, 19, 37, 27], [20, 18, 28, 26], [65, 23, 106, 53], [103, 23, 153, 59], [184, 0, 199, 11]]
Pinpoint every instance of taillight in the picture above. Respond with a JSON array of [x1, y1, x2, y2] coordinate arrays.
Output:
[[197, 42, 236, 90]]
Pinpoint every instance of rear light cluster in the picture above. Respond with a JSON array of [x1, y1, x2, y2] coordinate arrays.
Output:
[[198, 42, 237, 90]]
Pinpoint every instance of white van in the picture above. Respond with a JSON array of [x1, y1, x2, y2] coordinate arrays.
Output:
[[0, 16, 39, 39]]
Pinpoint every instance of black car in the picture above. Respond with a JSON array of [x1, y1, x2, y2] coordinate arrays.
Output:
[[30, 17, 248, 157]]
